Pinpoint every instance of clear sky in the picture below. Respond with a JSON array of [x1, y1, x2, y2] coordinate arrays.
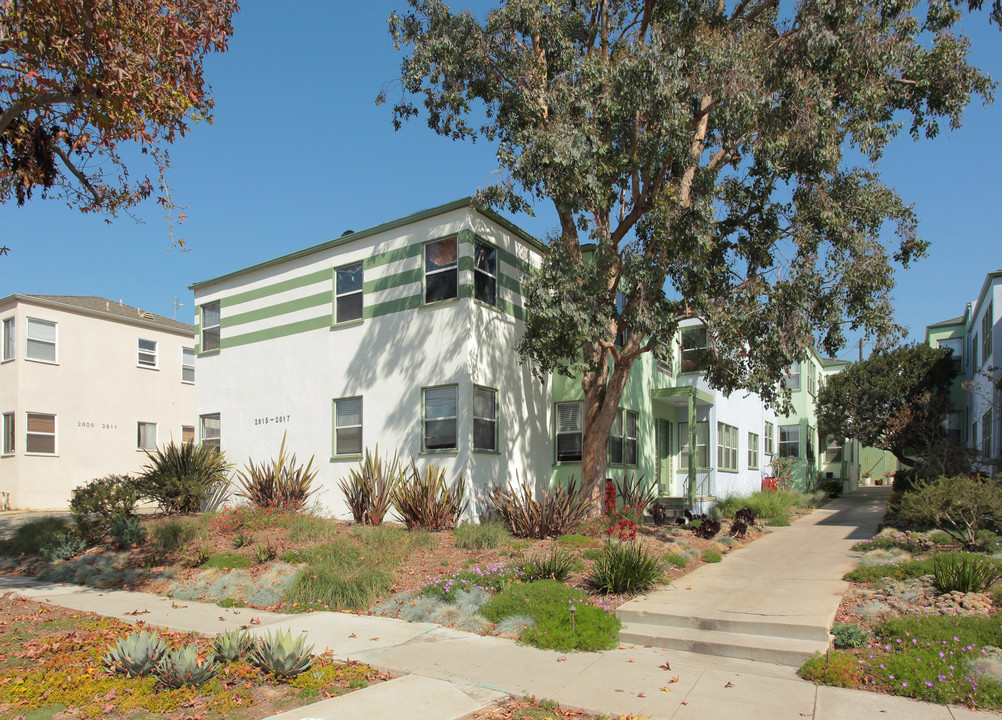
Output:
[[3, 2, 1000, 359]]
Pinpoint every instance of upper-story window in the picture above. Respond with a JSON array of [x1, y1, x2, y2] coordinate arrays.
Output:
[[807, 362, 817, 396], [680, 326, 708, 373], [182, 347, 195, 383], [982, 302, 993, 365], [201, 301, 220, 352], [425, 237, 458, 304], [138, 339, 158, 368], [335, 262, 364, 323], [26, 318, 56, 362], [938, 337, 963, 375], [26, 413, 56, 454], [779, 424, 800, 457], [474, 240, 497, 306], [2, 318, 13, 361], [785, 361, 801, 390]]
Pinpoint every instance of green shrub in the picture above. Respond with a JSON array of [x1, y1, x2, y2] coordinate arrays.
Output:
[[152, 518, 205, 553], [928, 530, 955, 545], [516, 549, 576, 582], [850, 535, 924, 553], [799, 651, 859, 687], [453, 522, 511, 550], [932, 552, 1002, 593], [108, 513, 146, 549], [70, 475, 142, 542], [0, 516, 72, 556], [41, 532, 87, 561], [977, 529, 1002, 553], [664, 552, 688, 568], [419, 564, 520, 601], [391, 461, 467, 530], [487, 475, 594, 539], [767, 516, 791, 527], [556, 533, 596, 549], [614, 473, 657, 519], [588, 542, 664, 594], [897, 475, 1002, 547], [481, 579, 620, 652], [337, 446, 401, 525], [236, 432, 319, 512], [580, 548, 604, 562], [287, 514, 337, 543], [819, 478, 842, 499], [843, 557, 937, 583], [701, 549, 722, 563], [893, 467, 919, 493], [137, 441, 232, 514], [831, 622, 871, 649], [202, 552, 250, 569]]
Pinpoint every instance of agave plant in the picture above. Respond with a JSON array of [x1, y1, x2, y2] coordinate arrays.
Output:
[[249, 629, 315, 678], [338, 446, 402, 524], [103, 631, 168, 677], [614, 473, 657, 519], [236, 432, 319, 511], [154, 645, 218, 688], [138, 441, 233, 514], [488, 474, 594, 539], [211, 628, 253, 662], [390, 461, 467, 530]]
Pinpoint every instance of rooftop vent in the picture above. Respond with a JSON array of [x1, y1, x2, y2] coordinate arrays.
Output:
[[340, 230, 355, 237]]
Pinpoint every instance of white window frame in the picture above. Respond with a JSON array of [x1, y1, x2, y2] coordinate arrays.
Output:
[[824, 439, 843, 464], [25, 412, 56, 454], [424, 237, 459, 305], [335, 262, 364, 324], [474, 239, 498, 307], [201, 301, 221, 352], [200, 413, 220, 452], [182, 347, 195, 383], [717, 422, 738, 472], [779, 424, 801, 458], [334, 396, 363, 456], [2, 317, 13, 361], [473, 385, 498, 452], [764, 423, 775, 456], [807, 362, 817, 396], [679, 326, 708, 374], [138, 338, 158, 368], [785, 362, 801, 390], [25, 318, 56, 363], [423, 385, 458, 451], [679, 421, 709, 469], [137, 422, 157, 451], [2, 412, 13, 454], [748, 432, 759, 469], [555, 401, 583, 462]]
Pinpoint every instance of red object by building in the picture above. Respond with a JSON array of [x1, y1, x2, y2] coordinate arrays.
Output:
[[762, 477, 777, 491], [604, 479, 617, 515]]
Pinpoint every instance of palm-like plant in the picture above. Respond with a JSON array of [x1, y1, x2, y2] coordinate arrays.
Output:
[[236, 432, 319, 512], [138, 441, 232, 514]]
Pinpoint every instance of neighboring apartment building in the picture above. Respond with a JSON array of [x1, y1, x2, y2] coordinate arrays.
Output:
[[191, 199, 860, 521], [926, 269, 1001, 475], [0, 295, 196, 508]]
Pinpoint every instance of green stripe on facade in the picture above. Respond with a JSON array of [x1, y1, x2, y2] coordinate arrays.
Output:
[[364, 267, 422, 294], [499, 273, 522, 295], [498, 245, 534, 274], [365, 243, 424, 270], [220, 315, 333, 349], [222, 291, 332, 328], [364, 295, 423, 319], [220, 269, 332, 308]]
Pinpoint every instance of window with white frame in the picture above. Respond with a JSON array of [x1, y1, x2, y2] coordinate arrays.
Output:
[[748, 432, 759, 469], [983, 302, 993, 365], [555, 401, 583, 462], [2, 413, 13, 454], [334, 397, 363, 456], [2, 318, 13, 360], [425, 237, 458, 304], [779, 424, 800, 458], [137, 422, 157, 451], [824, 439, 843, 463], [764, 423, 775, 456], [473, 386, 497, 451], [138, 339, 158, 368], [624, 411, 638, 465], [983, 410, 993, 459], [474, 240, 497, 306], [679, 421, 709, 469], [335, 262, 364, 323], [182, 347, 195, 383], [26, 318, 56, 362], [423, 385, 458, 450], [785, 362, 801, 390], [200, 413, 220, 452], [181, 425, 195, 444], [680, 326, 708, 373], [201, 301, 220, 352], [26, 413, 55, 454], [717, 422, 738, 471], [807, 362, 817, 396]]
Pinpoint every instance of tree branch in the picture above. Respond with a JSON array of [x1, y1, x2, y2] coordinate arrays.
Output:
[[51, 143, 102, 205], [0, 90, 96, 134]]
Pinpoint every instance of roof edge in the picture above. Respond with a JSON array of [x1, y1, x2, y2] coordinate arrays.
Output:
[[0, 294, 195, 336]]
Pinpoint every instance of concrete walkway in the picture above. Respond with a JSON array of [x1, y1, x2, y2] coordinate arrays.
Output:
[[0, 488, 996, 720]]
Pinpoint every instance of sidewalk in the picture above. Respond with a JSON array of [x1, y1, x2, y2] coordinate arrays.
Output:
[[0, 489, 996, 720]]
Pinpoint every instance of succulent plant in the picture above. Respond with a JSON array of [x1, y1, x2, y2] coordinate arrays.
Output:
[[211, 628, 253, 662], [103, 631, 168, 677], [249, 629, 315, 678], [154, 645, 217, 688]]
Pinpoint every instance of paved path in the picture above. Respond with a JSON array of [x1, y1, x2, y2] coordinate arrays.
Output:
[[0, 488, 995, 720]]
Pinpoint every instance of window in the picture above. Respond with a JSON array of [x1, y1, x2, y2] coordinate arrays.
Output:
[[983, 410, 993, 459], [474, 240, 497, 306], [2, 413, 13, 454], [625, 411, 638, 465], [824, 439, 843, 463], [806, 426, 816, 461], [946, 412, 962, 443], [334, 397, 363, 456], [983, 303, 993, 365], [26, 413, 55, 454], [425, 237, 458, 304], [938, 338, 963, 375], [748, 432, 759, 470], [26, 318, 56, 362], [555, 401, 583, 462], [138, 339, 158, 368], [423, 385, 458, 450], [764, 423, 775, 456], [680, 326, 708, 373], [182, 348, 195, 383], [717, 422, 738, 471], [785, 362, 801, 390], [335, 262, 364, 323], [779, 424, 800, 458], [137, 422, 157, 451], [972, 334, 979, 370], [2, 318, 13, 360], [807, 362, 817, 396], [181, 425, 195, 444], [473, 386, 497, 451], [607, 409, 638, 465], [201, 301, 220, 352], [679, 421, 709, 469], [200, 413, 220, 452]]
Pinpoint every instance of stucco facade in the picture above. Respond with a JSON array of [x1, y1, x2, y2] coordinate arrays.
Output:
[[0, 295, 196, 509]]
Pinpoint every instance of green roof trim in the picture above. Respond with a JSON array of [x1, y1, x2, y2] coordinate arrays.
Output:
[[189, 197, 548, 292], [651, 386, 715, 405], [926, 316, 965, 329]]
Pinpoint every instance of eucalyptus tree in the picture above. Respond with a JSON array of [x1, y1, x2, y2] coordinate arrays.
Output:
[[384, 0, 994, 497]]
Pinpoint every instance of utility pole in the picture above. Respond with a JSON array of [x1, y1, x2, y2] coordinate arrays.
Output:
[[173, 296, 184, 320], [858, 337, 863, 362]]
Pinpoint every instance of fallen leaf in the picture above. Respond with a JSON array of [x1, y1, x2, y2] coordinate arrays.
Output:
[[669, 675, 679, 683], [349, 633, 357, 638], [724, 681, 734, 688], [557, 656, 567, 662], [626, 659, 635, 663], [685, 586, 692, 590], [125, 609, 150, 616], [659, 662, 671, 671], [369, 637, 379, 641], [660, 686, 671, 693], [171, 602, 187, 609], [637, 692, 645, 697], [249, 618, 261, 625]]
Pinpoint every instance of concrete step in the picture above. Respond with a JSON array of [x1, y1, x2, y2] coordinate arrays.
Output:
[[618, 621, 827, 667], [616, 604, 830, 642]]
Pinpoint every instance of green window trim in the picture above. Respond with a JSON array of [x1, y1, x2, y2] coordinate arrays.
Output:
[[424, 235, 460, 305], [982, 302, 993, 366], [679, 420, 709, 471], [748, 432, 759, 470], [333, 396, 363, 457], [555, 401, 583, 463], [608, 408, 639, 467], [333, 262, 364, 326], [764, 423, 775, 457], [717, 422, 739, 472]]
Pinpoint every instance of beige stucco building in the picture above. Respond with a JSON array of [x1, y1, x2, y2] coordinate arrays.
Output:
[[0, 295, 195, 509]]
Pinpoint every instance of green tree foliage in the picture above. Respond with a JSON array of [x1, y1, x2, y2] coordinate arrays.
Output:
[[384, 0, 994, 496], [0, 0, 237, 242], [818, 343, 956, 466]]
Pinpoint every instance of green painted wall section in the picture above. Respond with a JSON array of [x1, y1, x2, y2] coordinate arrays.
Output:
[[775, 348, 824, 491], [925, 322, 967, 415]]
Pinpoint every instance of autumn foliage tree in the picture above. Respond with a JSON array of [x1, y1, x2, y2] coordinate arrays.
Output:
[[385, 0, 994, 499], [0, 0, 238, 241]]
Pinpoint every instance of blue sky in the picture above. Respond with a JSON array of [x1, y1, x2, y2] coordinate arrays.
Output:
[[3, 2, 1000, 358]]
